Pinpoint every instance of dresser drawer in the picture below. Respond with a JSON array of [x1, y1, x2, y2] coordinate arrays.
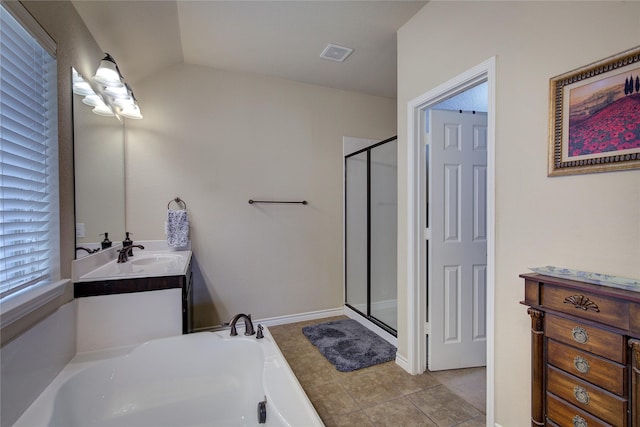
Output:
[[546, 314, 626, 364], [547, 339, 627, 396], [541, 285, 629, 330], [547, 392, 615, 427], [547, 366, 627, 426]]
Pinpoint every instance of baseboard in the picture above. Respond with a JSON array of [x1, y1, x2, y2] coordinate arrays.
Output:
[[191, 307, 344, 333], [256, 307, 344, 327], [395, 352, 410, 372]]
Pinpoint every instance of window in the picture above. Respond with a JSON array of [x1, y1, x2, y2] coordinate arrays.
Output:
[[0, 2, 59, 299]]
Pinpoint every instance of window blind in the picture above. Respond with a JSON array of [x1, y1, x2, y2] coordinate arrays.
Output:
[[0, 3, 59, 298]]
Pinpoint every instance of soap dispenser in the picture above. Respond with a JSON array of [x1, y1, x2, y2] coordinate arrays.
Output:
[[100, 233, 112, 249], [122, 232, 133, 255]]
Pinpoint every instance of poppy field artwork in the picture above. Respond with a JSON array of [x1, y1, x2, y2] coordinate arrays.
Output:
[[568, 67, 640, 158], [549, 46, 640, 176]]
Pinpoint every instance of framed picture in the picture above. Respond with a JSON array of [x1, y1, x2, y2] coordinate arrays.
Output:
[[548, 46, 640, 176]]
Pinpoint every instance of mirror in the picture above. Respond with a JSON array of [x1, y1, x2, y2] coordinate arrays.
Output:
[[72, 68, 125, 256]]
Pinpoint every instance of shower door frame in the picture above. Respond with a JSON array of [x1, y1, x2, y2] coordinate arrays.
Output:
[[344, 135, 398, 337]]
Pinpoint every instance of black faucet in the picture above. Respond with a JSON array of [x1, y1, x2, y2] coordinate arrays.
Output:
[[117, 244, 145, 263], [76, 246, 99, 254], [122, 232, 134, 256], [226, 313, 255, 336]]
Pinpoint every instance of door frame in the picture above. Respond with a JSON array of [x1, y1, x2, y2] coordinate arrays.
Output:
[[405, 57, 496, 424]]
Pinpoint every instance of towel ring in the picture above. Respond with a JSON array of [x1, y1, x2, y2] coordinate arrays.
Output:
[[167, 197, 187, 210]]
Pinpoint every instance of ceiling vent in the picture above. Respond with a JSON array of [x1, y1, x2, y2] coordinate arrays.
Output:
[[320, 43, 353, 62]]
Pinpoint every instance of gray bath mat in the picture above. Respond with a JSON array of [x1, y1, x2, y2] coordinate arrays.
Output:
[[302, 319, 396, 372]]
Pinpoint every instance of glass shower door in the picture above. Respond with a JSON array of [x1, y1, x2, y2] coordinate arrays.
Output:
[[370, 140, 397, 330], [345, 152, 368, 315], [344, 137, 397, 335]]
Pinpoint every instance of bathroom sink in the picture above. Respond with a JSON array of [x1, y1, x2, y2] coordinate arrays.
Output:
[[130, 254, 182, 266], [78, 251, 191, 282]]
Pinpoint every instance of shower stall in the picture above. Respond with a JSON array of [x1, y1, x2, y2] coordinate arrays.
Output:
[[344, 136, 397, 335]]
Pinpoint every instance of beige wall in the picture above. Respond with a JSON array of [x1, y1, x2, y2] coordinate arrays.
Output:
[[398, 1, 640, 425], [125, 64, 396, 328]]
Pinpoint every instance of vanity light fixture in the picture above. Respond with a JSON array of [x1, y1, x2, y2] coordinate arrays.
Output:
[[93, 53, 122, 86], [72, 53, 143, 120]]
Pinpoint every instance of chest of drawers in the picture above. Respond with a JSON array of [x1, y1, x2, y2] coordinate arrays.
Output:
[[521, 273, 640, 427]]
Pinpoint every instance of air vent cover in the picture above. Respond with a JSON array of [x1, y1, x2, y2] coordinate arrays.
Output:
[[320, 43, 353, 62]]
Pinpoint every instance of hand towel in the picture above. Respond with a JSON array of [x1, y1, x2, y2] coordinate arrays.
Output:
[[166, 209, 189, 247]]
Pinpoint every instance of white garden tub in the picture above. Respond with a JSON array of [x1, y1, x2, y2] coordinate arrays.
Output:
[[14, 328, 323, 426]]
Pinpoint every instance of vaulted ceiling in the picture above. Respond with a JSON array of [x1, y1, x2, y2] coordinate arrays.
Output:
[[71, 1, 427, 99]]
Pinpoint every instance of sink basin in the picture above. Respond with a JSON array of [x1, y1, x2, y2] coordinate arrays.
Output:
[[130, 254, 182, 266], [78, 251, 191, 282]]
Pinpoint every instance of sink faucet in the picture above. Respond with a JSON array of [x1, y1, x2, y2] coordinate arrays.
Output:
[[76, 246, 99, 254], [117, 244, 145, 263], [225, 313, 255, 336]]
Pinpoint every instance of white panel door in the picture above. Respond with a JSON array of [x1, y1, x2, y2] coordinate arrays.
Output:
[[428, 109, 487, 371]]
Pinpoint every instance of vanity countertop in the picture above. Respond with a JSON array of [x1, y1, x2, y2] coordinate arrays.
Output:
[[72, 240, 191, 283]]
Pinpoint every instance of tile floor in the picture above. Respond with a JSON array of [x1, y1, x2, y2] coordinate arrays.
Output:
[[269, 316, 486, 427]]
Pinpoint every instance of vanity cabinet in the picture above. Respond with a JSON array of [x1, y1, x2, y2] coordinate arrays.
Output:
[[75, 259, 193, 335], [521, 273, 640, 427], [183, 259, 193, 333]]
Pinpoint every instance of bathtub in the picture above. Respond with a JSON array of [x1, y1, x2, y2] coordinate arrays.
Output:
[[14, 327, 323, 426]]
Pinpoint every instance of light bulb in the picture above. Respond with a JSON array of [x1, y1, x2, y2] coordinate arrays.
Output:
[[93, 53, 123, 87], [119, 103, 143, 119], [93, 103, 115, 116], [82, 94, 106, 107], [104, 85, 129, 99]]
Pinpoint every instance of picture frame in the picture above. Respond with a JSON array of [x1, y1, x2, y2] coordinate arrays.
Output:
[[548, 46, 640, 176]]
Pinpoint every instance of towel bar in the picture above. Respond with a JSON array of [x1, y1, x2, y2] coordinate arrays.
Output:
[[248, 199, 307, 205]]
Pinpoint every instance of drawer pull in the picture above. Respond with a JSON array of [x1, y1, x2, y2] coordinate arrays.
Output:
[[573, 356, 590, 374], [573, 386, 590, 405], [571, 326, 589, 344], [563, 295, 600, 312], [572, 415, 587, 427]]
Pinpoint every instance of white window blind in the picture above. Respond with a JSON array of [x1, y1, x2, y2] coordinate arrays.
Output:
[[0, 3, 59, 299]]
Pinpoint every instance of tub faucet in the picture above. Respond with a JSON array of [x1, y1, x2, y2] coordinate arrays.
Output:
[[225, 313, 255, 336], [117, 244, 145, 263]]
